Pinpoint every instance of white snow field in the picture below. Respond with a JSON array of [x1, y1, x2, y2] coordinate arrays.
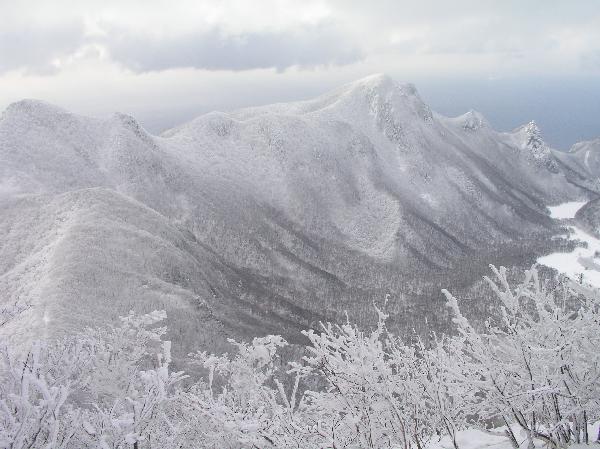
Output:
[[548, 201, 588, 219], [428, 424, 600, 449], [427, 428, 513, 449], [538, 201, 600, 287]]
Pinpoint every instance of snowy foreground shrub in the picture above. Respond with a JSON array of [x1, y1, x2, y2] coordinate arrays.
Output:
[[1, 266, 600, 448], [443, 267, 600, 448]]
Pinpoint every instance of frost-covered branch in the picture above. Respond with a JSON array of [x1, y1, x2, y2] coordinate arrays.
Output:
[[2, 266, 600, 448]]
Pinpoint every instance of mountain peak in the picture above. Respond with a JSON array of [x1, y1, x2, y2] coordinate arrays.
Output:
[[328, 74, 433, 126], [454, 109, 489, 131], [513, 120, 545, 149], [512, 120, 558, 172], [111, 112, 155, 145], [112, 112, 143, 130], [524, 120, 543, 146], [347, 73, 396, 90], [341, 73, 420, 100], [222, 74, 434, 130], [2, 99, 68, 121]]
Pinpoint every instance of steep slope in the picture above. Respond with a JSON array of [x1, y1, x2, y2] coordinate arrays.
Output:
[[575, 197, 600, 238], [0, 188, 238, 356], [0, 75, 596, 352], [550, 138, 600, 193], [570, 138, 600, 171]]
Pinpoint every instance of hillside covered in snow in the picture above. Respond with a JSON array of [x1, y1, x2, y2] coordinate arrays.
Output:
[[1, 74, 599, 356]]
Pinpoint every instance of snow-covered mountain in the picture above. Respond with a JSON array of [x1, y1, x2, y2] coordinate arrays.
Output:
[[1, 74, 597, 355]]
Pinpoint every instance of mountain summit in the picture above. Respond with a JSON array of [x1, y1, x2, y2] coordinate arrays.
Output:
[[510, 120, 559, 172]]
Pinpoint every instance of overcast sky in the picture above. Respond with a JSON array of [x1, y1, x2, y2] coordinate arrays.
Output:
[[1, 0, 599, 148]]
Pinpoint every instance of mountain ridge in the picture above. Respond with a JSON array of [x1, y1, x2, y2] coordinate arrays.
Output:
[[1, 74, 599, 356]]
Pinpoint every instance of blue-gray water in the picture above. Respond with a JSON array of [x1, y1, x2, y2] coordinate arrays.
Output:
[[418, 76, 600, 151]]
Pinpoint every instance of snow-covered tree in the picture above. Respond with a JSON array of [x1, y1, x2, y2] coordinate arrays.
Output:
[[443, 266, 600, 448], [183, 334, 308, 448], [0, 310, 185, 449], [74, 311, 187, 449], [0, 337, 92, 448], [3, 265, 600, 448], [298, 306, 454, 449]]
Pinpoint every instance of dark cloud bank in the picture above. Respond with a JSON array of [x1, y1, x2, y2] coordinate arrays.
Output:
[[103, 25, 362, 72], [0, 21, 362, 74]]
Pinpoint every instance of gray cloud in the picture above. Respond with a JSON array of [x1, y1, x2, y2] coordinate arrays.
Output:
[[1, 0, 599, 76], [102, 24, 362, 72], [0, 23, 85, 74]]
